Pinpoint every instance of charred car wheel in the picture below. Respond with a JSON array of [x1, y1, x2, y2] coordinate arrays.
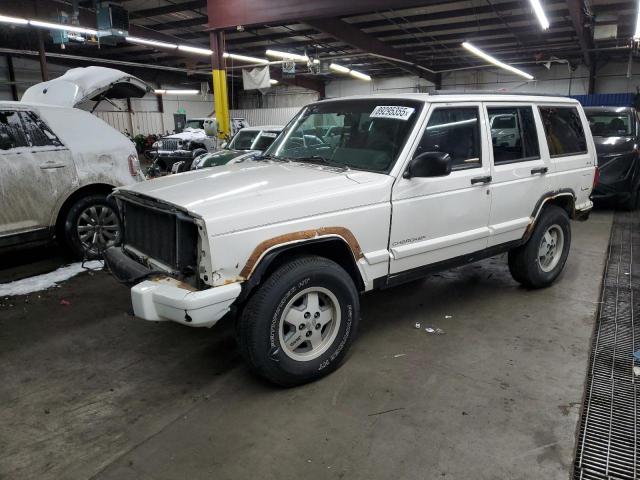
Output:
[[64, 194, 122, 260], [237, 255, 360, 387], [508, 205, 571, 289]]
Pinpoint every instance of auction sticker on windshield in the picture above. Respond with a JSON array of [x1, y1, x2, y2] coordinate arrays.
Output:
[[370, 105, 415, 121]]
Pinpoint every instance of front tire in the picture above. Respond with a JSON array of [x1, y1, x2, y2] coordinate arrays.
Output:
[[64, 194, 122, 260], [237, 255, 360, 387], [508, 205, 571, 289]]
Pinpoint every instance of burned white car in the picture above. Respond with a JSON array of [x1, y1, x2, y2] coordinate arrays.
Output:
[[105, 94, 596, 386], [0, 66, 148, 259]]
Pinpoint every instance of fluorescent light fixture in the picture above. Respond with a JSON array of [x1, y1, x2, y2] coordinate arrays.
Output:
[[312, 58, 320, 65], [29, 19, 97, 35], [635, 6, 640, 39], [223, 52, 269, 64], [330, 63, 350, 74], [269, 79, 279, 85], [330, 63, 371, 81], [0, 14, 28, 25], [462, 42, 534, 80], [349, 70, 371, 81], [126, 36, 177, 49], [154, 89, 167, 94], [529, 0, 550, 30], [266, 49, 309, 62], [178, 45, 212, 56], [164, 89, 199, 95]]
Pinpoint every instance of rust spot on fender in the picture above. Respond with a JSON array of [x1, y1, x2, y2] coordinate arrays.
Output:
[[240, 227, 363, 278]]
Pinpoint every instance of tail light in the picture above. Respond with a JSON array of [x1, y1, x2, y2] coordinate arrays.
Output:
[[593, 166, 600, 189], [128, 153, 140, 177]]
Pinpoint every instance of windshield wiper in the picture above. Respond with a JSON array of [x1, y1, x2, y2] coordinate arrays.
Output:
[[291, 155, 350, 170], [254, 153, 290, 162]]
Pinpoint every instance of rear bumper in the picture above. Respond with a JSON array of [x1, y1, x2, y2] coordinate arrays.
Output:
[[104, 246, 241, 328]]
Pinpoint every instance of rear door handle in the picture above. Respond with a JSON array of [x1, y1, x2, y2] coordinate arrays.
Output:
[[470, 175, 492, 185], [531, 167, 548, 175], [39, 161, 66, 170]]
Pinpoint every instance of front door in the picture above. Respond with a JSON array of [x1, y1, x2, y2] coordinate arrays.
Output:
[[389, 103, 493, 275], [0, 109, 76, 239]]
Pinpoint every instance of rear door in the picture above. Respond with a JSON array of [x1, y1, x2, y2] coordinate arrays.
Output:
[[389, 102, 492, 274], [0, 109, 76, 239], [484, 102, 554, 247]]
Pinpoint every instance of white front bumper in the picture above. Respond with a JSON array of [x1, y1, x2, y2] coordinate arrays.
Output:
[[131, 278, 242, 328]]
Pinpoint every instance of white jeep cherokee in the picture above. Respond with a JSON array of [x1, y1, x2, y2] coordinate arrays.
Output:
[[105, 93, 596, 386]]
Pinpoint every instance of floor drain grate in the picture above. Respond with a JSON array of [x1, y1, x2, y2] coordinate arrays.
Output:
[[574, 211, 640, 480]]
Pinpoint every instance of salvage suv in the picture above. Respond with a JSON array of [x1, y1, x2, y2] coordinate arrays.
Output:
[[0, 66, 147, 259], [105, 93, 596, 386]]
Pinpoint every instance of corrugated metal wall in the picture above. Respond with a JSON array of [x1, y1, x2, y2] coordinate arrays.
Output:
[[230, 107, 301, 127]]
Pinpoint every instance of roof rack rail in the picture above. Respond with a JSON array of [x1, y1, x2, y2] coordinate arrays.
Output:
[[432, 89, 569, 98]]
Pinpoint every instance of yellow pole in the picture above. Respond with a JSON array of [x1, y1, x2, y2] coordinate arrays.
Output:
[[212, 69, 230, 139]]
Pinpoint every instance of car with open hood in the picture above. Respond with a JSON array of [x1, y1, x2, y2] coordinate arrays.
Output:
[[0, 66, 149, 258], [189, 125, 283, 171], [105, 93, 596, 386], [584, 106, 640, 210]]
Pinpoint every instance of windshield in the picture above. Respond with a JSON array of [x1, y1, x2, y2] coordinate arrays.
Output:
[[586, 112, 633, 136], [252, 131, 280, 151], [265, 99, 423, 172], [491, 115, 516, 129], [185, 119, 205, 129], [228, 130, 260, 150]]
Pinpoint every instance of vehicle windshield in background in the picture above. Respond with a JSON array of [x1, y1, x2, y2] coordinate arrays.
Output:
[[586, 112, 633, 136], [491, 115, 516, 129], [266, 99, 423, 173], [185, 119, 205, 129], [228, 130, 260, 150], [252, 131, 279, 151]]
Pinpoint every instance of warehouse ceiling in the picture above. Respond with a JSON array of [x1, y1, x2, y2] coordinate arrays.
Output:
[[0, 0, 638, 85]]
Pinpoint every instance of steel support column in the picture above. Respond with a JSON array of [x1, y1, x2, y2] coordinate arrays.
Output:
[[210, 30, 230, 139], [6, 55, 19, 101]]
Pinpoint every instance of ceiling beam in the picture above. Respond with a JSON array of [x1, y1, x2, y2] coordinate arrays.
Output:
[[206, 0, 446, 30], [566, 0, 593, 66], [305, 18, 437, 82], [130, 0, 207, 19]]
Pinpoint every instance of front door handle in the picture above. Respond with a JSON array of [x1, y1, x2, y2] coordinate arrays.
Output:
[[39, 161, 66, 170], [470, 175, 492, 185], [531, 167, 548, 175]]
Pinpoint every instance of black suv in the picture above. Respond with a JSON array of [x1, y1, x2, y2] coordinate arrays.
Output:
[[585, 106, 640, 210]]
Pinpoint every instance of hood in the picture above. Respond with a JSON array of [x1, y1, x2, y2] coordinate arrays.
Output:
[[118, 162, 390, 235], [163, 128, 208, 141], [21, 66, 150, 108]]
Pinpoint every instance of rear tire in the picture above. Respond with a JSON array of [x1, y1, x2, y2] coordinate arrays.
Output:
[[64, 194, 122, 260], [237, 255, 359, 387], [508, 205, 571, 289]]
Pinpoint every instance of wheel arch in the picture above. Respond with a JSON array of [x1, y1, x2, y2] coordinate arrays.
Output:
[[237, 236, 365, 304], [522, 189, 576, 242], [54, 183, 116, 238]]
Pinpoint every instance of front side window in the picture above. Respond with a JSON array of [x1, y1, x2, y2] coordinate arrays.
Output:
[[487, 106, 540, 164], [586, 111, 633, 137], [0, 111, 29, 150], [266, 99, 423, 173], [20, 112, 63, 147], [228, 130, 260, 150], [414, 107, 481, 170], [539, 106, 587, 157]]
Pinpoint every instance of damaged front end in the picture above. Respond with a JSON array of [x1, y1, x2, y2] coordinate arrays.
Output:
[[103, 191, 238, 328]]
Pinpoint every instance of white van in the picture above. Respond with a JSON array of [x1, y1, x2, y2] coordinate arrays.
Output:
[[0, 66, 148, 258], [106, 93, 597, 386]]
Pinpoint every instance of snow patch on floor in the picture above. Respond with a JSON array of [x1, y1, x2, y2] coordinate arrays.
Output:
[[0, 261, 103, 297]]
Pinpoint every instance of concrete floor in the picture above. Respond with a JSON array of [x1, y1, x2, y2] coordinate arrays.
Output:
[[0, 211, 613, 480]]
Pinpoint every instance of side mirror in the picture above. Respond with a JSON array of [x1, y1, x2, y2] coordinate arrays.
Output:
[[403, 151, 452, 179]]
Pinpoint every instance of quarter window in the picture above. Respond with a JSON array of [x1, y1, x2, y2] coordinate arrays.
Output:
[[539, 106, 587, 156], [415, 107, 481, 170], [19, 111, 63, 147], [0, 111, 29, 150], [488, 106, 540, 164]]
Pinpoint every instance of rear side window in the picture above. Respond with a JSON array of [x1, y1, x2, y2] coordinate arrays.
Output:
[[488, 106, 540, 164], [20, 111, 63, 147], [0, 111, 29, 150], [415, 107, 481, 170], [539, 106, 587, 157]]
